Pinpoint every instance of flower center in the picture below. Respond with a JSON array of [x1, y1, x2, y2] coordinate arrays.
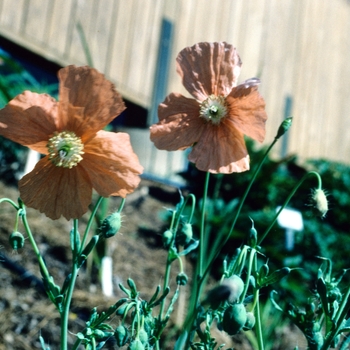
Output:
[[47, 131, 84, 168], [199, 95, 227, 125]]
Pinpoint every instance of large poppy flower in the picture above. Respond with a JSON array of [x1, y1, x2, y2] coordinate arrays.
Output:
[[0, 66, 143, 220], [150, 42, 268, 174]]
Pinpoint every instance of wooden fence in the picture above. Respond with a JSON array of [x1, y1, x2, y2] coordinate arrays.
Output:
[[0, 0, 350, 177]]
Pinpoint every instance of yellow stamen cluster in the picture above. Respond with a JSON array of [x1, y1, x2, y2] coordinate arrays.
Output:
[[199, 95, 227, 125], [47, 131, 84, 168]]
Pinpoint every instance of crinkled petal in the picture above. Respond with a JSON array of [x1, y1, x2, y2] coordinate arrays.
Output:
[[81, 131, 143, 198], [19, 157, 93, 220], [150, 93, 205, 151], [226, 79, 267, 142], [188, 121, 249, 174], [176, 42, 242, 101], [57, 66, 126, 141], [0, 91, 58, 152]]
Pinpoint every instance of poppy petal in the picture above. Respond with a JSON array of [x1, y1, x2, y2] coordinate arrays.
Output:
[[176, 42, 242, 101], [150, 93, 205, 151], [19, 157, 93, 220], [81, 131, 143, 198], [0, 91, 58, 151], [58, 66, 125, 141], [188, 121, 249, 174], [226, 80, 267, 143]]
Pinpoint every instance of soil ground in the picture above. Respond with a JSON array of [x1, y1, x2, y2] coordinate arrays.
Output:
[[0, 179, 305, 350]]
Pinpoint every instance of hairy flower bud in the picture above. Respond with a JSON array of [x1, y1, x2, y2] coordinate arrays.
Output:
[[176, 222, 193, 246], [9, 231, 25, 250], [115, 325, 129, 347], [100, 212, 122, 238], [312, 188, 328, 218], [128, 339, 145, 350], [138, 328, 148, 344], [222, 303, 247, 335], [224, 275, 245, 303], [205, 275, 245, 309], [244, 312, 256, 330]]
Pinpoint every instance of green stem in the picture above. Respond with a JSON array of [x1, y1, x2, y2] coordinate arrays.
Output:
[[71, 338, 83, 350], [158, 211, 177, 321], [199, 172, 210, 279], [181, 172, 210, 348], [21, 210, 51, 286], [80, 196, 104, 254], [254, 290, 264, 350], [118, 197, 126, 213], [253, 254, 264, 350], [202, 137, 279, 281], [239, 247, 256, 303], [61, 219, 80, 350], [159, 255, 172, 319], [91, 337, 96, 350], [258, 170, 322, 246], [0, 197, 20, 210]]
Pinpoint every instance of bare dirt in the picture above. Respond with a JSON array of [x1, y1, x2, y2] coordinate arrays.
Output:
[[0, 179, 304, 350]]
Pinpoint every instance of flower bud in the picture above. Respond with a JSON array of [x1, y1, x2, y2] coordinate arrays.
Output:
[[205, 275, 244, 309], [9, 231, 25, 250], [116, 304, 128, 316], [115, 325, 129, 347], [128, 339, 144, 350], [93, 329, 110, 340], [162, 229, 173, 248], [244, 312, 256, 330], [99, 212, 122, 238], [138, 328, 148, 344], [312, 188, 328, 218], [275, 117, 293, 139], [249, 219, 257, 247], [143, 314, 155, 334], [176, 272, 188, 286], [222, 303, 247, 335], [224, 275, 245, 303], [176, 223, 193, 246]]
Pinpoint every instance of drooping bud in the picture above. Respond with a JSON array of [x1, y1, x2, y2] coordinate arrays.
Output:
[[205, 275, 245, 309], [223, 275, 245, 303], [222, 303, 247, 335], [138, 328, 148, 344], [176, 272, 188, 286], [275, 117, 293, 139], [244, 312, 256, 330], [176, 222, 193, 246], [128, 339, 145, 350], [9, 231, 25, 250], [115, 325, 129, 347], [162, 229, 173, 248], [312, 188, 328, 218], [99, 212, 122, 238]]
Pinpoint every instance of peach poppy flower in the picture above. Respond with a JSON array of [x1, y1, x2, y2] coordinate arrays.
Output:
[[150, 42, 268, 174], [0, 66, 143, 220]]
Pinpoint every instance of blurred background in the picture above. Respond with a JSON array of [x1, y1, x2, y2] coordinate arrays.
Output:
[[1, 0, 350, 181]]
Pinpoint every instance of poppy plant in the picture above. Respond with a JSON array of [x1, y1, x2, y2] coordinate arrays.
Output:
[[0, 66, 143, 220], [150, 42, 268, 174]]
